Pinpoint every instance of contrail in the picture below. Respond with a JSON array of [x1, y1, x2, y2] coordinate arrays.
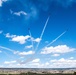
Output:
[[19, 28, 35, 65], [19, 17, 50, 64], [3, 51, 15, 59], [35, 16, 50, 51], [0, 45, 18, 54], [44, 30, 67, 48], [28, 28, 34, 51], [0, 46, 21, 63], [19, 57, 34, 65]]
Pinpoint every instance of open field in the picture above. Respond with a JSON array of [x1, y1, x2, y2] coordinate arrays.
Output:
[[0, 68, 76, 75], [0, 72, 76, 75]]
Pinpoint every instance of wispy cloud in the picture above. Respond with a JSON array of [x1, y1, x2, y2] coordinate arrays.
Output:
[[5, 33, 16, 38], [0, 30, 3, 34], [37, 0, 76, 9], [14, 11, 27, 16], [69, 57, 74, 60], [45, 41, 49, 44], [0, 0, 7, 7], [0, 0, 2, 6], [56, 0, 76, 7], [0, 50, 2, 53]]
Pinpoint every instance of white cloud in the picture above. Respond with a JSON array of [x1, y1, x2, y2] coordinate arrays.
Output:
[[3, 60, 41, 68], [29, 62, 49, 68], [5, 33, 30, 44], [5, 33, 16, 38], [18, 51, 35, 56], [25, 6, 38, 20], [5, 33, 42, 44], [3, 57, 76, 68], [0, 0, 7, 7], [50, 58, 76, 68], [0, 30, 3, 34], [25, 45, 33, 49], [4, 60, 16, 64], [69, 57, 74, 60], [29, 58, 76, 68], [33, 38, 41, 43], [11, 35, 30, 44], [52, 54, 60, 57], [0, 0, 2, 6], [29, 62, 40, 67], [14, 11, 27, 16], [41, 45, 75, 54], [32, 58, 40, 63], [0, 50, 2, 53]]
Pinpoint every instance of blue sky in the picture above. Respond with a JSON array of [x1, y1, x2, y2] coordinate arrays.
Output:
[[0, 0, 76, 68]]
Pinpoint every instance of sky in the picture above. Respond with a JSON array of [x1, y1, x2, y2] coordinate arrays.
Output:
[[0, 0, 76, 68]]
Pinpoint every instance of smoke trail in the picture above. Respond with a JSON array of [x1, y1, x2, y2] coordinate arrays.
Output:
[[44, 30, 67, 47], [0, 45, 18, 54], [35, 16, 50, 51], [3, 51, 15, 59], [19, 57, 34, 65], [19, 28, 35, 64], [19, 17, 50, 64]]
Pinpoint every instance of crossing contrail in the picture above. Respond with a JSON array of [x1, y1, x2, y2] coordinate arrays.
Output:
[[0, 46, 22, 64], [19, 28, 35, 65], [19, 17, 50, 64], [44, 30, 68, 48], [35, 16, 50, 51]]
